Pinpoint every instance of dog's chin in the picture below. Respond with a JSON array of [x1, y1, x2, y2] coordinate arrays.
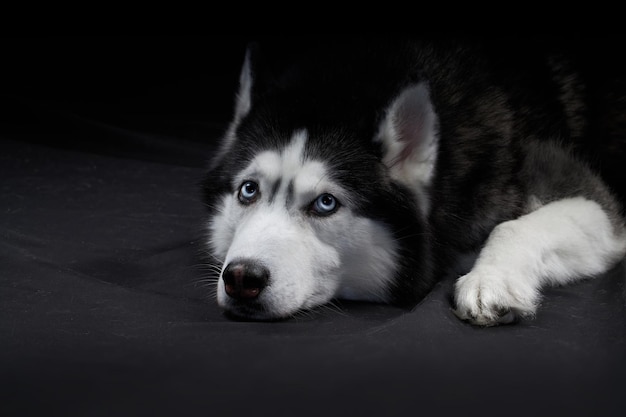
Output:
[[223, 309, 290, 322], [217, 284, 337, 321], [219, 300, 301, 322]]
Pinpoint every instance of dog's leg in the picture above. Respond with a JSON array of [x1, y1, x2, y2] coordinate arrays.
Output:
[[454, 197, 626, 326]]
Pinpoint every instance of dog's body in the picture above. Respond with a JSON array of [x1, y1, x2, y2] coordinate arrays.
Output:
[[203, 37, 626, 325]]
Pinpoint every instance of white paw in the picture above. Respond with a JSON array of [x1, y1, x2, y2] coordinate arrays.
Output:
[[453, 267, 539, 326]]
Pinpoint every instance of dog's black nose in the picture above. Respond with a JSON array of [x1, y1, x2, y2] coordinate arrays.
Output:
[[222, 260, 269, 300]]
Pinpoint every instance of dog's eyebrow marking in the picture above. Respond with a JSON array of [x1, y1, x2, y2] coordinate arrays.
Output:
[[292, 161, 327, 195], [244, 151, 282, 184]]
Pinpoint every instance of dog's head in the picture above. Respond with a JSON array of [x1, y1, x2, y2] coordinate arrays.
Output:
[[203, 42, 438, 320]]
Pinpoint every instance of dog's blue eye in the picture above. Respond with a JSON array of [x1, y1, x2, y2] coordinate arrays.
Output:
[[238, 181, 259, 204], [311, 193, 339, 215]]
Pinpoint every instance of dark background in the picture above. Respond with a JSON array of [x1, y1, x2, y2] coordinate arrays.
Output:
[[1, 35, 625, 417], [0, 35, 253, 165]]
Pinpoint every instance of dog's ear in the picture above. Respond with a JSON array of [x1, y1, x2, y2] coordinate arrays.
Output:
[[209, 43, 265, 170], [232, 42, 280, 120], [231, 42, 260, 124], [375, 82, 439, 192]]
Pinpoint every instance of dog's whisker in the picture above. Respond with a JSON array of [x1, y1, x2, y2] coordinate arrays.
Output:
[[320, 300, 348, 316]]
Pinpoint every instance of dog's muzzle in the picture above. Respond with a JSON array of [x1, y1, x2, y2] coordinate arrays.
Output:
[[222, 259, 269, 300]]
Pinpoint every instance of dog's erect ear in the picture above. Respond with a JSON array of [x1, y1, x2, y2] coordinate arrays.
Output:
[[209, 44, 264, 170], [232, 42, 271, 123], [230, 41, 274, 131], [375, 82, 439, 192], [232, 44, 255, 123], [232, 42, 281, 121]]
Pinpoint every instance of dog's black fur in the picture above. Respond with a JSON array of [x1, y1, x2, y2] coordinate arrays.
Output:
[[203, 36, 626, 314]]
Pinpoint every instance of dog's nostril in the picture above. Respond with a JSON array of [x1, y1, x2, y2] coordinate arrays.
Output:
[[222, 260, 269, 300]]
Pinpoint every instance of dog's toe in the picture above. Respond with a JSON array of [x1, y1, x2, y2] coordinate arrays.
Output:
[[453, 268, 537, 326], [494, 308, 517, 325]]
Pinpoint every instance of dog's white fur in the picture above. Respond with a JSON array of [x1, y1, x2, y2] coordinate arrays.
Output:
[[454, 197, 626, 325], [210, 130, 398, 318]]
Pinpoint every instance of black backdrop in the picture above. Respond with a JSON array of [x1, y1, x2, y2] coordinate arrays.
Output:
[[1, 36, 625, 417], [1, 35, 252, 165]]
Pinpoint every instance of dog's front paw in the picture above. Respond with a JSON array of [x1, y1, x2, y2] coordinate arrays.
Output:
[[453, 267, 539, 326]]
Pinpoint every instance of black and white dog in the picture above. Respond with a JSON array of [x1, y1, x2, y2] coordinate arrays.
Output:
[[202, 37, 626, 325]]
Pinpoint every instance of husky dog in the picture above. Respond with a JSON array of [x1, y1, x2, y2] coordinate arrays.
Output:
[[202, 37, 626, 325]]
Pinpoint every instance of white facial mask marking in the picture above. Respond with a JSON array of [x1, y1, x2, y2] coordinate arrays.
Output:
[[210, 129, 398, 318]]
